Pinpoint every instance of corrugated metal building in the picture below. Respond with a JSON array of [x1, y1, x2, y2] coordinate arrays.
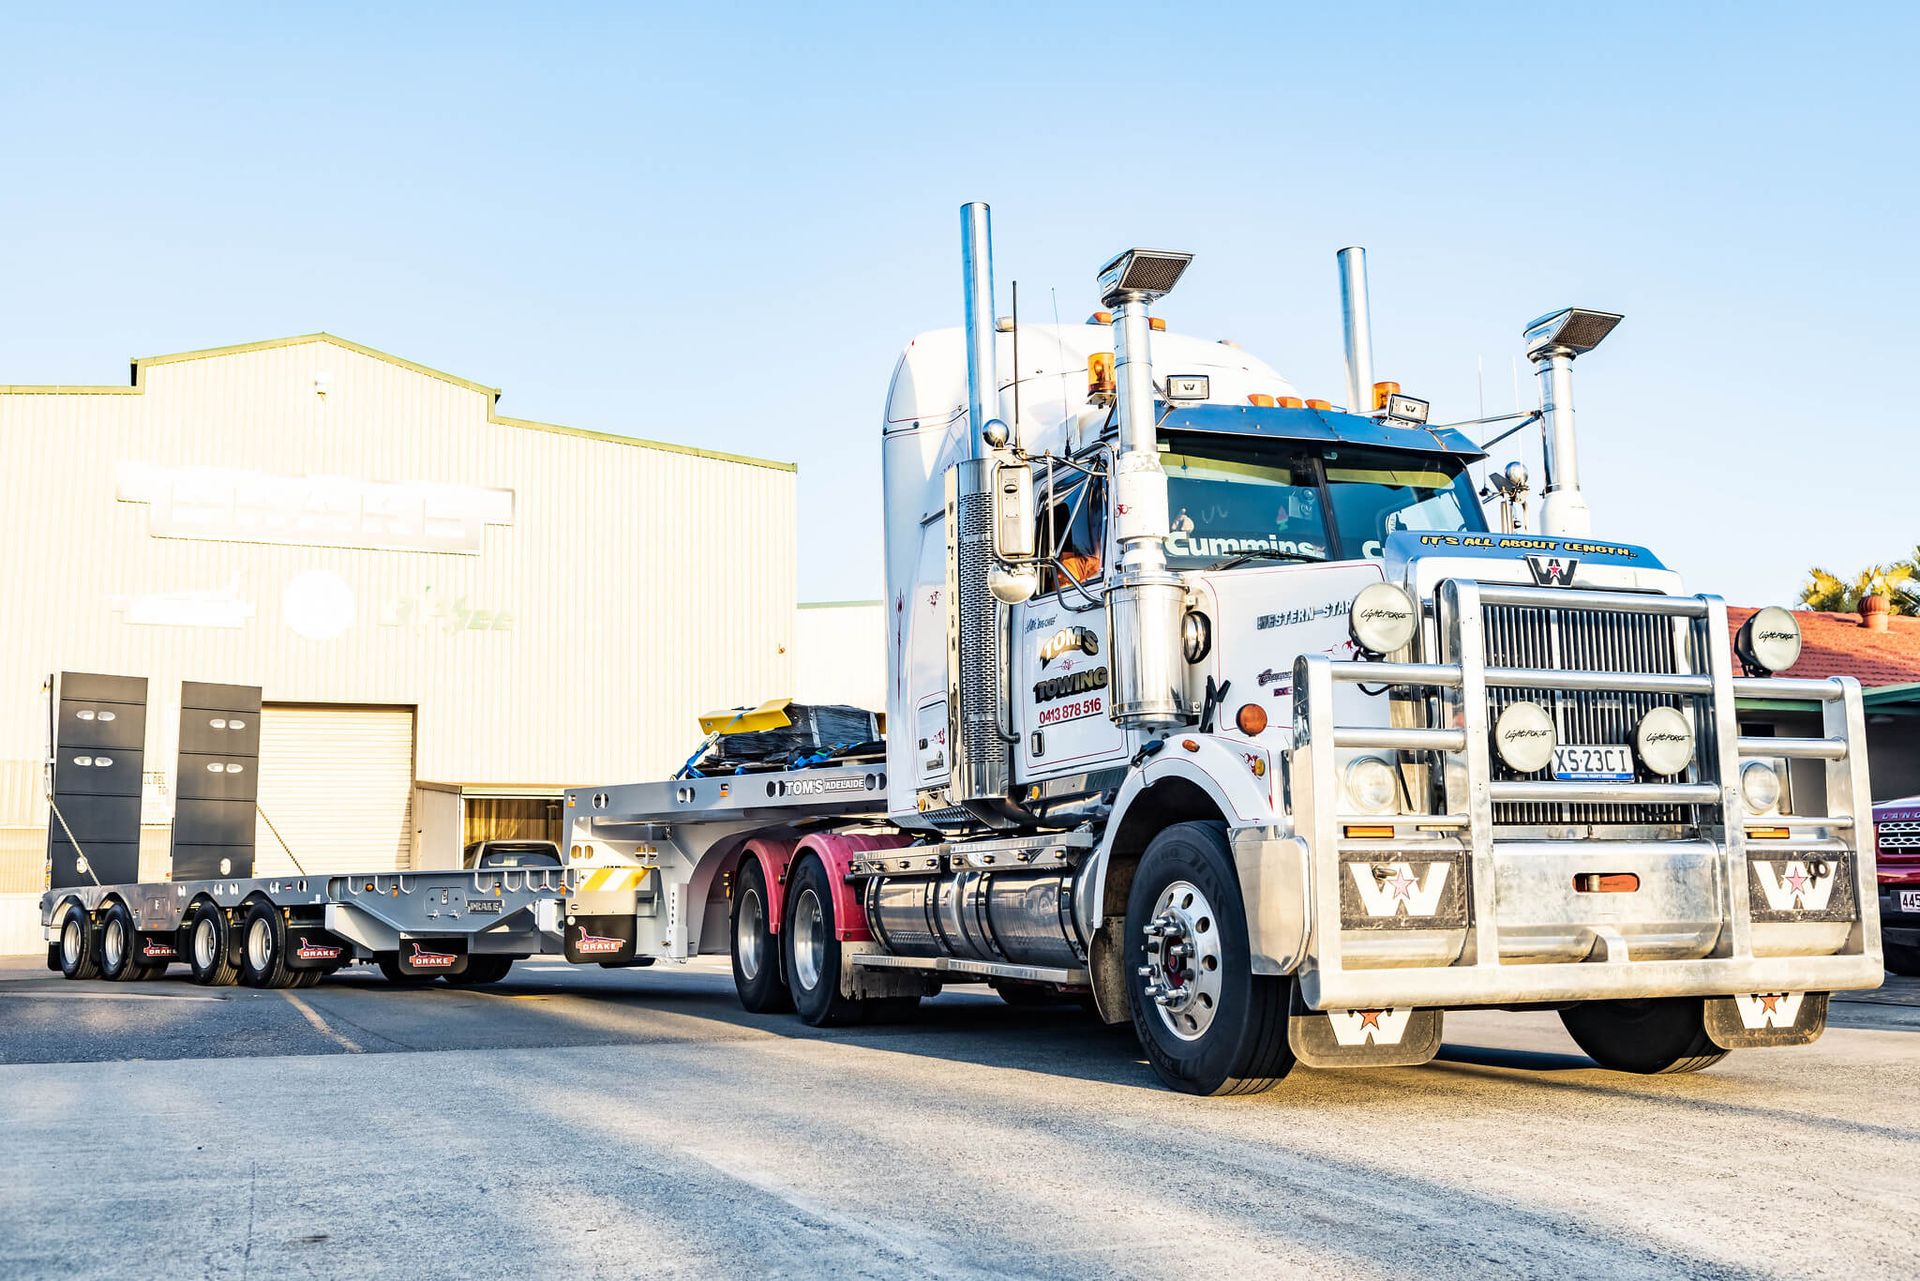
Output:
[[0, 333, 798, 928]]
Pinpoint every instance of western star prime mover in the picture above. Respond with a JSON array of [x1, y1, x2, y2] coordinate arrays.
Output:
[[44, 204, 1882, 1095]]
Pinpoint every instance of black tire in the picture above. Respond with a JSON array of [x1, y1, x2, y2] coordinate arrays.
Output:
[[289, 968, 325, 988], [1887, 940, 1920, 978], [56, 907, 101, 981], [375, 954, 425, 985], [782, 857, 865, 1027], [1124, 821, 1295, 1096], [731, 858, 792, 1013], [99, 902, 155, 982], [185, 905, 239, 986], [238, 903, 298, 989], [1560, 997, 1729, 1074], [444, 955, 514, 986]]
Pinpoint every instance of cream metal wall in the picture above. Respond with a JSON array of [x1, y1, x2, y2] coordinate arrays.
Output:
[[0, 333, 797, 900]]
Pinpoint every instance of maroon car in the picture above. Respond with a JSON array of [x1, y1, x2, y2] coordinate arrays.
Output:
[[1877, 798, 1920, 975]]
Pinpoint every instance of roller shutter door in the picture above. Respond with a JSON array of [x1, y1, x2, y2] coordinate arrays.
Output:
[[255, 706, 415, 875]]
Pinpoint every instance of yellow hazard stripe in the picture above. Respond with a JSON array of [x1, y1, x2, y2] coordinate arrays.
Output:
[[578, 868, 649, 893]]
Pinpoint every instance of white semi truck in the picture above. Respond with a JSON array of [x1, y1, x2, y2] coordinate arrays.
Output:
[[45, 204, 1883, 1094]]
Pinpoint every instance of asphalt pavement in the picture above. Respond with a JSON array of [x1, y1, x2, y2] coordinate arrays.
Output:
[[1, 954, 1916, 1279]]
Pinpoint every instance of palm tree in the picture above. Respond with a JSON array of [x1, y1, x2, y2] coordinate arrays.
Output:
[[1800, 562, 1919, 615]]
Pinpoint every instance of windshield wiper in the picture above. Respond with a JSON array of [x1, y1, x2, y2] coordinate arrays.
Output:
[[1208, 548, 1325, 571]]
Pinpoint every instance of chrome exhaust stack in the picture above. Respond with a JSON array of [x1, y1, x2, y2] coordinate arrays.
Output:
[[945, 202, 1023, 828], [1099, 247, 1194, 731], [1337, 246, 1374, 414], [1523, 307, 1624, 537]]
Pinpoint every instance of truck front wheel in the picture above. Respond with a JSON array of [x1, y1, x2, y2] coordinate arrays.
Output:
[[1124, 821, 1294, 1096], [1559, 997, 1728, 1074], [731, 857, 792, 1013]]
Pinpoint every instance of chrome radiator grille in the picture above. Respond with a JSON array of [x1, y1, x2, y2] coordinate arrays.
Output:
[[1481, 602, 1713, 826]]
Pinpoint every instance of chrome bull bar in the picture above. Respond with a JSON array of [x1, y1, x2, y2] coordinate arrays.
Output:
[[1287, 580, 1882, 1010]]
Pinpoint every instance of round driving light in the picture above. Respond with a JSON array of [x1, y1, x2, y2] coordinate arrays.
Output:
[[1236, 702, 1268, 736], [1634, 706, 1695, 776], [1349, 582, 1418, 654], [1493, 701, 1557, 773], [1736, 606, 1802, 674], [1740, 760, 1782, 814], [1344, 755, 1399, 814], [1182, 610, 1212, 663]]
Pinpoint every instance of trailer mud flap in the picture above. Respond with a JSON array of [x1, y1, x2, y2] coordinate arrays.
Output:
[[286, 929, 350, 969], [398, 938, 468, 976], [1705, 992, 1829, 1049], [136, 935, 179, 963], [565, 915, 635, 964], [1289, 989, 1443, 1068]]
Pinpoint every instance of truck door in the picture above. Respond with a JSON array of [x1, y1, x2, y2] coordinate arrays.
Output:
[[1014, 467, 1128, 779]]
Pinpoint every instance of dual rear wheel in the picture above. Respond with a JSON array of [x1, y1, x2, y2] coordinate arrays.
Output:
[[729, 855, 917, 1027]]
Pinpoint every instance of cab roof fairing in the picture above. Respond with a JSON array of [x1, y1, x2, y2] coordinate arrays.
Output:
[[881, 323, 1305, 490], [1158, 403, 1487, 460]]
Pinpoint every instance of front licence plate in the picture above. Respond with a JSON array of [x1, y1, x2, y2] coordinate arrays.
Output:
[[1900, 889, 1920, 914], [1552, 743, 1634, 782]]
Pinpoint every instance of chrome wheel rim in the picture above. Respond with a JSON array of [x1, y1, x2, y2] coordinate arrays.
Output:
[[193, 916, 217, 970], [1140, 879, 1225, 1042], [61, 917, 82, 967], [103, 918, 126, 971], [792, 887, 825, 992], [737, 886, 765, 981], [246, 917, 273, 972]]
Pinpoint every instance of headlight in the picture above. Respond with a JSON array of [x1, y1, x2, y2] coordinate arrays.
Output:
[[1493, 701, 1557, 772], [1740, 760, 1782, 814], [1343, 755, 1399, 814], [1181, 610, 1212, 663], [1349, 582, 1417, 655], [1634, 706, 1695, 776], [1735, 606, 1802, 675]]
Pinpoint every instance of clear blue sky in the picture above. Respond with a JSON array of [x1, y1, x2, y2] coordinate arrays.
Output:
[[4, 3, 1913, 607]]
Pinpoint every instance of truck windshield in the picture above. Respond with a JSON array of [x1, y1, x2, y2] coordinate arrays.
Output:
[[1161, 435, 1483, 567]]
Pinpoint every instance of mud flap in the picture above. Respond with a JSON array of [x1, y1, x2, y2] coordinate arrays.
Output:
[[1289, 988, 1444, 1068], [564, 914, 636, 964], [398, 937, 468, 976], [285, 928, 349, 970], [135, 935, 179, 964], [1705, 991, 1829, 1049], [836, 943, 935, 999]]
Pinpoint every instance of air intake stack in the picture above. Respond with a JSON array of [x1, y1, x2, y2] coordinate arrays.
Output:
[[1099, 247, 1194, 731]]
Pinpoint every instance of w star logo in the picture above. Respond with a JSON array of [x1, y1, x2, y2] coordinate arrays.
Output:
[[1349, 861, 1451, 918], [1525, 553, 1579, 586], [1328, 1008, 1413, 1046], [1734, 992, 1806, 1029], [1753, 860, 1837, 913]]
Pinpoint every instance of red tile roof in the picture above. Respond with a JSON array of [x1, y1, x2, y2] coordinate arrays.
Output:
[[1727, 606, 1920, 687]]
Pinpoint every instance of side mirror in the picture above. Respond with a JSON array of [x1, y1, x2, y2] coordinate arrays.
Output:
[[992, 462, 1035, 560]]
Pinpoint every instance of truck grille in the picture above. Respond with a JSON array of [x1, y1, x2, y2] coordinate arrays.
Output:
[[1481, 602, 1713, 827]]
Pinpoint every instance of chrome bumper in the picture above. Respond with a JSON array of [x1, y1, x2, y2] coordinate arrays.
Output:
[[1285, 582, 1883, 1010]]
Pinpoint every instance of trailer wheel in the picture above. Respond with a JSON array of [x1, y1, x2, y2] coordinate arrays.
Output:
[[1124, 821, 1295, 1096], [374, 954, 425, 985], [731, 857, 792, 1013], [289, 968, 325, 988], [57, 907, 101, 981], [783, 857, 865, 1027], [444, 956, 514, 986], [185, 906, 239, 986], [99, 903, 158, 982], [1559, 997, 1729, 1074], [238, 904, 298, 989]]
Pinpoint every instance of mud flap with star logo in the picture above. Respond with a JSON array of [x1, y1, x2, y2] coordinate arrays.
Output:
[[1287, 988, 1444, 1067], [1703, 991, 1830, 1049]]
